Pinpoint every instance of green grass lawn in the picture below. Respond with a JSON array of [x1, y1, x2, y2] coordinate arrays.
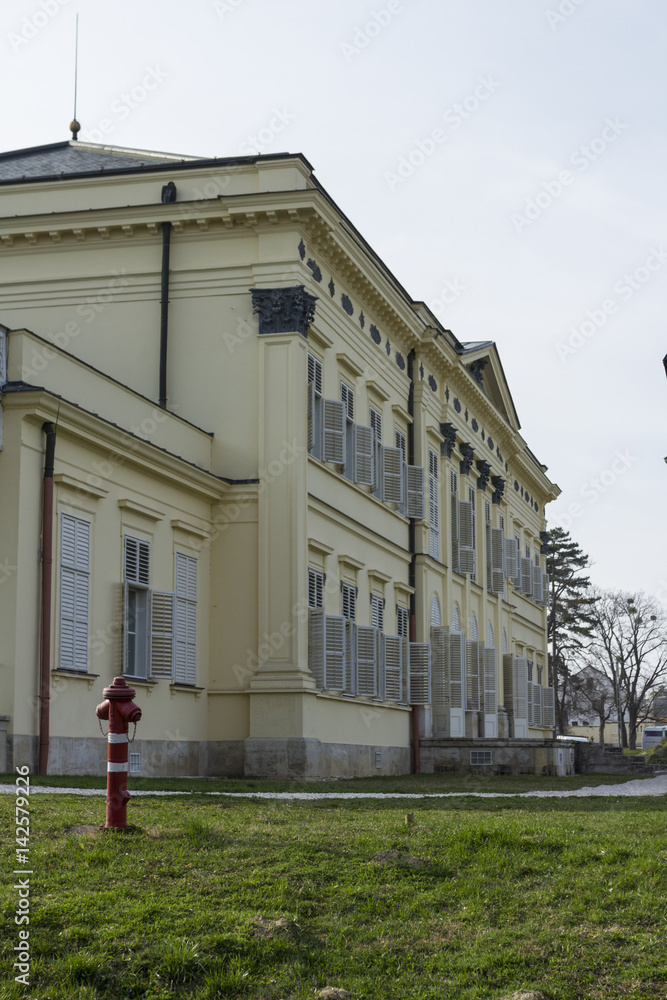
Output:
[[1, 787, 666, 1000]]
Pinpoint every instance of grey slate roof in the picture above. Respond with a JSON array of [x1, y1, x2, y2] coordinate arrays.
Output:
[[0, 141, 200, 181]]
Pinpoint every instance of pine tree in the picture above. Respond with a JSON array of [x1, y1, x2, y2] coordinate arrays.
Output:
[[545, 527, 595, 731]]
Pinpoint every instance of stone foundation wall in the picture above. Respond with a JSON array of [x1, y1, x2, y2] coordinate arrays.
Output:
[[419, 738, 571, 776], [574, 743, 654, 775]]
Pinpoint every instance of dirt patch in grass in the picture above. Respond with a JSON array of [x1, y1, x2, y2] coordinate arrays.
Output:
[[63, 824, 101, 835], [372, 849, 432, 868], [503, 992, 550, 1000], [251, 915, 299, 939]]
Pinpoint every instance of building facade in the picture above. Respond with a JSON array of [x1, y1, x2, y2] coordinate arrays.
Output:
[[0, 140, 560, 778]]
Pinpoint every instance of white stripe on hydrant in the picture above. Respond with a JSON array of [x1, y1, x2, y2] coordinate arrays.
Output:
[[108, 733, 129, 743], [107, 762, 129, 772]]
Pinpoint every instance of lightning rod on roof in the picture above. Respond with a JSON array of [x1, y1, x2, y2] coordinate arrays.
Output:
[[69, 13, 81, 140]]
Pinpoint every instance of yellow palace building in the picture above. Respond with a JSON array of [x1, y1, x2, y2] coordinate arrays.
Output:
[[0, 138, 561, 779]]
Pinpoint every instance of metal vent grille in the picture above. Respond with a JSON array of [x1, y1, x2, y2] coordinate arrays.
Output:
[[375, 750, 382, 769], [470, 750, 493, 766], [129, 753, 141, 773]]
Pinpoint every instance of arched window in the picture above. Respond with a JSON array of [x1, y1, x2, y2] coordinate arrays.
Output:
[[502, 629, 508, 654], [452, 605, 461, 632], [470, 613, 478, 641], [430, 595, 441, 627], [487, 623, 494, 647]]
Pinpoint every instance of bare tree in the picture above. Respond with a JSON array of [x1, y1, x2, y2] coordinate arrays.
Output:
[[566, 666, 616, 745], [587, 591, 667, 748]]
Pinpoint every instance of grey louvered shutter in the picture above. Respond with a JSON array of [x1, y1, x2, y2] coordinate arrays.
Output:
[[527, 681, 535, 726], [308, 609, 325, 688], [514, 657, 528, 722], [483, 647, 498, 736], [520, 557, 532, 595], [448, 631, 466, 737], [458, 500, 475, 574], [344, 619, 357, 696], [531, 565, 542, 603], [542, 686, 555, 727], [324, 615, 346, 691], [466, 640, 483, 711], [322, 398, 345, 464], [408, 642, 431, 705], [542, 573, 550, 606], [124, 536, 150, 586], [451, 494, 460, 571], [488, 528, 505, 594], [383, 634, 403, 702], [353, 424, 374, 485], [406, 465, 425, 519], [431, 625, 450, 737], [533, 683, 542, 726], [174, 553, 197, 685], [381, 446, 403, 504], [59, 514, 91, 671], [307, 380, 315, 453], [150, 591, 175, 678], [504, 537, 517, 583], [356, 626, 378, 697]]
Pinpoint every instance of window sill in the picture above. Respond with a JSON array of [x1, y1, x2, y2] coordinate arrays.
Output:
[[121, 675, 158, 687]]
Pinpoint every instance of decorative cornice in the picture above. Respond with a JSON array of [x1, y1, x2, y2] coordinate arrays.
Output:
[[54, 472, 108, 499], [118, 498, 165, 521]]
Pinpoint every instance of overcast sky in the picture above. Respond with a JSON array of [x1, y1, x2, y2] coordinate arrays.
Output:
[[2, 0, 665, 601]]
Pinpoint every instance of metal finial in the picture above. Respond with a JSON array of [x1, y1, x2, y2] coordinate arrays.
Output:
[[71, 14, 80, 140]]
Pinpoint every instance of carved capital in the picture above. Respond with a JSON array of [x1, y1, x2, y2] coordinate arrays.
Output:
[[476, 459, 491, 491], [459, 443, 475, 476], [251, 285, 318, 337], [466, 358, 488, 387], [440, 422, 457, 458], [539, 530, 550, 554], [491, 475, 506, 505]]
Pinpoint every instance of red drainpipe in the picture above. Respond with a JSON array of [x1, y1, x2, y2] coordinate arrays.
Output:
[[39, 422, 56, 775]]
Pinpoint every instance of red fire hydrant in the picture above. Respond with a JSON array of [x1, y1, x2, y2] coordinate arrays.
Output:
[[96, 677, 142, 830]]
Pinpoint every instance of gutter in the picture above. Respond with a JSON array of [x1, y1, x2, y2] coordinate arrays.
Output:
[[407, 348, 420, 773], [38, 421, 56, 774]]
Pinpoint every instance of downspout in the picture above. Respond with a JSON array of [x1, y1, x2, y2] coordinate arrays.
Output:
[[159, 181, 177, 409], [39, 422, 56, 775], [407, 349, 420, 773]]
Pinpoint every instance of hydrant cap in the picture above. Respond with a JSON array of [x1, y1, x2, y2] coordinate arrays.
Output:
[[103, 676, 137, 701]]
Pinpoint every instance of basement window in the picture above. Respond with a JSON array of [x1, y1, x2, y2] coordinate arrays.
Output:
[[470, 750, 493, 766]]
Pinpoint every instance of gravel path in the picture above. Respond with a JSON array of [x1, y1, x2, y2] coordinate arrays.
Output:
[[1, 776, 666, 798]]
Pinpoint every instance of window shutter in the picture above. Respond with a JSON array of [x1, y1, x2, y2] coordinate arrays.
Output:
[[174, 553, 197, 685], [488, 527, 505, 594], [542, 573, 550, 606], [59, 514, 90, 671], [308, 568, 324, 609], [483, 647, 498, 736], [405, 464, 425, 520], [395, 428, 406, 463], [353, 424, 374, 485], [381, 446, 403, 504], [150, 591, 175, 678], [519, 557, 531, 595], [308, 609, 325, 688], [448, 631, 466, 736], [431, 625, 450, 737], [307, 380, 315, 453], [356, 626, 378, 697], [124, 536, 150, 586], [542, 686, 555, 727], [466, 640, 483, 711], [383, 634, 403, 702], [458, 500, 475, 574], [532, 564, 544, 604], [514, 657, 528, 721], [451, 494, 460, 571], [307, 353, 322, 395], [408, 642, 431, 705], [534, 683, 542, 726], [527, 681, 535, 726], [344, 619, 357, 695], [428, 450, 439, 557], [322, 398, 345, 464], [325, 614, 346, 691], [340, 381, 354, 420], [504, 536, 518, 584], [341, 582, 356, 621], [370, 594, 384, 630], [429, 595, 441, 628]]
